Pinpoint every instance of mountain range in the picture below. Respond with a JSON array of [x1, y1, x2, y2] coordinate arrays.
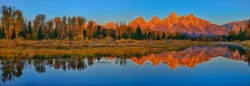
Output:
[[104, 12, 249, 36]]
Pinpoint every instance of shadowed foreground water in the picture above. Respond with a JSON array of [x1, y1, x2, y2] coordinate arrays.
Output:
[[0, 44, 250, 86]]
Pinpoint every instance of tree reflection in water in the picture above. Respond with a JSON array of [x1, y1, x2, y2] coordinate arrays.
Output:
[[0, 58, 25, 83], [247, 51, 250, 67], [62, 61, 67, 71], [0, 44, 250, 82], [76, 58, 87, 71], [54, 59, 61, 70], [33, 59, 46, 73], [115, 58, 127, 66], [87, 57, 94, 67]]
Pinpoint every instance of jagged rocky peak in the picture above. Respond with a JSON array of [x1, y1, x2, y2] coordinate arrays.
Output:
[[168, 12, 179, 20], [169, 12, 178, 17], [109, 21, 115, 24], [135, 16, 146, 23], [182, 15, 186, 17], [161, 12, 179, 24], [128, 16, 148, 29], [149, 16, 161, 24], [104, 21, 117, 29], [187, 14, 196, 19], [180, 15, 187, 19], [223, 20, 249, 33], [125, 12, 246, 35]]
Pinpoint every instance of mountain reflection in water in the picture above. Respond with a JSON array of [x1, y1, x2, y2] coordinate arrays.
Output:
[[0, 44, 249, 83]]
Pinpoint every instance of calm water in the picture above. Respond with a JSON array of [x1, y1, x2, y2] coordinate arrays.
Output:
[[1, 45, 250, 86]]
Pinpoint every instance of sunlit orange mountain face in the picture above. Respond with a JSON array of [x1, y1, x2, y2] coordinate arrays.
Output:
[[222, 20, 249, 33], [104, 12, 249, 36], [104, 21, 117, 30]]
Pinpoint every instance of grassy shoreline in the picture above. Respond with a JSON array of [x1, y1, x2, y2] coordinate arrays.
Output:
[[217, 40, 250, 50], [0, 39, 213, 58], [232, 40, 250, 49]]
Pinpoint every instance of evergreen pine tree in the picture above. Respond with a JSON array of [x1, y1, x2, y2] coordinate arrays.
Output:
[[122, 32, 129, 39], [51, 28, 58, 39], [83, 29, 87, 40], [94, 25, 101, 38], [238, 28, 246, 41], [135, 26, 142, 40], [156, 33, 160, 40], [28, 21, 32, 34], [143, 32, 147, 40], [0, 27, 5, 39], [69, 31, 73, 40], [162, 32, 165, 39], [11, 30, 16, 39], [147, 32, 151, 40], [38, 26, 44, 40]]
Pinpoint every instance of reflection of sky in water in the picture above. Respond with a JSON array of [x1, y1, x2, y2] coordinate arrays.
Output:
[[1, 57, 250, 86]]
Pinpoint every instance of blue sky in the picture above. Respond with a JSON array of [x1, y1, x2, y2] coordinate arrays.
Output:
[[0, 0, 249, 25]]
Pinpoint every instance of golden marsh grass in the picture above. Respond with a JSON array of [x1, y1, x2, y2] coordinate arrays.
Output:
[[0, 39, 213, 58]]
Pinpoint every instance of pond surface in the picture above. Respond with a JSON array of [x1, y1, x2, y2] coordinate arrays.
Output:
[[1, 44, 250, 86]]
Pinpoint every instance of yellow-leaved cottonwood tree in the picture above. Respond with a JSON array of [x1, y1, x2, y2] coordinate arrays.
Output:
[[1, 5, 16, 39], [76, 16, 86, 40], [14, 10, 24, 39], [87, 20, 94, 39]]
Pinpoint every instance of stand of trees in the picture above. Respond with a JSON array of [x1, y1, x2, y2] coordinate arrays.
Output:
[[0, 5, 250, 41]]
